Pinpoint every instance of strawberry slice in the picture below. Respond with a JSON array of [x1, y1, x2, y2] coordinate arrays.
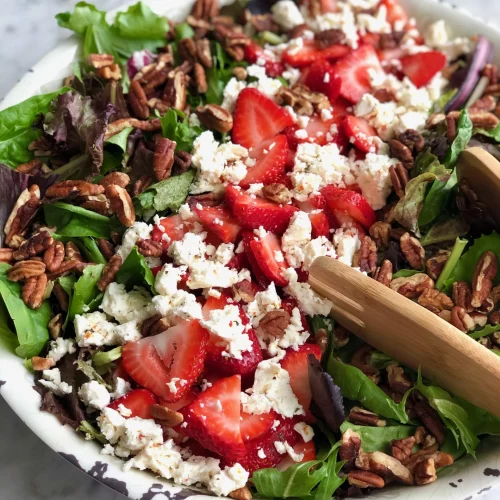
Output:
[[380, 0, 409, 27], [309, 211, 330, 238], [108, 389, 158, 419], [249, 232, 289, 287], [240, 410, 277, 442], [240, 135, 288, 188], [281, 344, 322, 412], [244, 41, 284, 78], [192, 204, 241, 244], [359, 32, 381, 49], [227, 252, 251, 272], [123, 319, 208, 402], [151, 214, 191, 252], [400, 51, 447, 88], [342, 115, 378, 153], [283, 40, 350, 68], [277, 439, 317, 471], [321, 185, 376, 229], [226, 185, 298, 233], [242, 231, 272, 288], [160, 388, 200, 412], [304, 60, 342, 103], [180, 375, 246, 460], [332, 45, 383, 103], [232, 88, 294, 149]]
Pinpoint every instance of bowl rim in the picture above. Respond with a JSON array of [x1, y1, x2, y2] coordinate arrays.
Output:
[[2, 1, 500, 499]]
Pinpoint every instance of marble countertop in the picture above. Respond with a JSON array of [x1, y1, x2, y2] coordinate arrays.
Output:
[[1, 0, 500, 499]]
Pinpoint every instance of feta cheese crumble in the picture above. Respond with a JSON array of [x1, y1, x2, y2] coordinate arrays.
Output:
[[39, 368, 73, 396], [78, 381, 111, 410], [46, 338, 76, 362]]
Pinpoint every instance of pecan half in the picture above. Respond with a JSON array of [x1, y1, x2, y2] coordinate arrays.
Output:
[[490, 311, 500, 325], [418, 288, 454, 313], [32, 356, 56, 371], [426, 250, 450, 280], [173, 151, 192, 175], [97, 64, 122, 81], [347, 470, 384, 489], [389, 163, 409, 198], [452, 281, 473, 312], [7, 260, 46, 282], [179, 38, 197, 63], [194, 63, 208, 94], [153, 137, 177, 182], [132, 175, 153, 196], [13, 230, 53, 260], [100, 172, 130, 189], [448, 110, 499, 129], [196, 39, 213, 68], [400, 232, 425, 270], [45, 180, 104, 198], [390, 273, 434, 298], [80, 194, 111, 216], [22, 273, 48, 309], [413, 400, 445, 444], [43, 241, 66, 272], [190, 0, 219, 19], [469, 95, 497, 113], [357, 451, 414, 485], [258, 310, 290, 338], [390, 436, 416, 465], [46, 259, 78, 280], [414, 458, 437, 485], [105, 118, 162, 141], [315, 29, 346, 48], [450, 305, 475, 332], [196, 104, 233, 133], [141, 314, 169, 337], [398, 129, 425, 153], [232, 280, 256, 303], [65, 241, 83, 262], [333, 325, 350, 348], [150, 404, 184, 427], [369, 222, 391, 250], [163, 71, 187, 111], [106, 185, 136, 227], [276, 84, 330, 116], [372, 260, 393, 287], [98, 239, 115, 260], [86, 53, 114, 69], [0, 248, 14, 263], [53, 284, 69, 312], [4, 185, 41, 247], [339, 429, 362, 471], [137, 238, 162, 257], [470, 311, 488, 327], [483, 63, 498, 84], [387, 365, 412, 394], [390, 139, 413, 169], [129, 80, 150, 119], [349, 407, 386, 427], [358, 236, 377, 273], [16, 159, 50, 175], [471, 251, 497, 308], [97, 254, 122, 291], [232, 66, 248, 81], [262, 183, 292, 204], [314, 328, 329, 354]]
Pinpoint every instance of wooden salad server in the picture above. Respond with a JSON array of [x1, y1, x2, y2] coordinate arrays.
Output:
[[308, 147, 500, 416]]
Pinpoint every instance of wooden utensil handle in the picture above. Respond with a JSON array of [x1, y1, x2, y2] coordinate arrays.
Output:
[[309, 257, 500, 417]]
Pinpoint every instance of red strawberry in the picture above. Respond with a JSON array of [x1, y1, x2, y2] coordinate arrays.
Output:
[[240, 135, 288, 188], [400, 51, 447, 88], [277, 439, 317, 471], [342, 115, 378, 153], [226, 418, 300, 473], [151, 214, 191, 252], [283, 40, 350, 68], [240, 410, 277, 442], [123, 319, 209, 402], [303, 0, 337, 14], [304, 60, 342, 103], [380, 0, 409, 27], [309, 211, 330, 238], [249, 231, 289, 287], [332, 45, 383, 103], [226, 185, 298, 233], [160, 388, 200, 412], [232, 88, 294, 149], [359, 32, 381, 49], [244, 41, 284, 78], [321, 185, 376, 229], [242, 231, 272, 288], [108, 389, 158, 419], [281, 344, 322, 412], [180, 375, 246, 460], [227, 252, 250, 272], [281, 298, 311, 333], [192, 204, 241, 244]]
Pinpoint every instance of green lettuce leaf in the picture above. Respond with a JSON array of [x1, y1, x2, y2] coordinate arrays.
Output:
[[44, 202, 111, 238], [420, 217, 469, 246], [77, 420, 107, 443], [412, 150, 448, 177], [469, 324, 500, 340], [134, 169, 195, 217], [327, 356, 409, 423], [436, 237, 468, 290], [443, 109, 473, 169], [93, 346, 123, 366], [67, 264, 104, 323], [455, 397, 500, 436], [392, 269, 420, 279], [313, 443, 345, 500], [116, 247, 154, 291], [415, 371, 480, 455], [340, 421, 416, 453], [418, 169, 457, 227], [433, 88, 458, 113], [0, 88, 70, 168], [175, 22, 195, 41], [160, 109, 202, 152], [0, 300, 20, 354], [472, 123, 500, 142], [105, 126, 133, 152]]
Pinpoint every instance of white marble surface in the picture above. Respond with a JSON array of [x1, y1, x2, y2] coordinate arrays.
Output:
[[1, 0, 500, 499]]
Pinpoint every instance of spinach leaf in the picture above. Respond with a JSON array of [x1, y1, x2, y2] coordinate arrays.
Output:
[[105, 126, 132, 152], [433, 88, 458, 113], [160, 109, 202, 152], [78, 237, 107, 264], [175, 22, 195, 41], [369, 351, 397, 370], [114, 2, 169, 39], [455, 397, 500, 436], [0, 88, 70, 168], [67, 264, 104, 323], [412, 150, 447, 178], [442, 233, 500, 291], [393, 172, 436, 236], [327, 356, 409, 423], [473, 123, 500, 142], [392, 269, 420, 279], [415, 371, 479, 455], [0, 270, 50, 358], [314, 443, 345, 500], [443, 109, 473, 169], [0, 300, 19, 354], [76, 359, 110, 388], [116, 247, 154, 291], [420, 217, 469, 246], [93, 346, 123, 366], [44, 202, 111, 238], [469, 324, 500, 340], [77, 420, 107, 444], [340, 421, 416, 453], [437, 237, 468, 290], [418, 169, 457, 227], [134, 169, 195, 217]]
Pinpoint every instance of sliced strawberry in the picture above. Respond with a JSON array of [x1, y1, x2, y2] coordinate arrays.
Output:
[[123, 319, 209, 402], [304, 60, 342, 103], [202, 293, 232, 319], [277, 439, 317, 471], [249, 232, 289, 287], [400, 51, 447, 88], [377, 47, 406, 64], [240, 410, 277, 442], [309, 211, 330, 238], [227, 252, 250, 272], [232, 88, 294, 149], [180, 375, 246, 460], [240, 135, 288, 188], [226, 185, 298, 233], [281, 344, 322, 412], [244, 41, 284, 77], [108, 389, 158, 419], [380, 0, 409, 27], [226, 418, 300, 473], [322, 185, 376, 229], [282, 298, 311, 333], [151, 214, 190, 252], [242, 231, 272, 288], [160, 388, 200, 412], [332, 45, 383, 103], [342, 115, 378, 153], [283, 40, 350, 68], [359, 32, 381, 49], [192, 204, 241, 244]]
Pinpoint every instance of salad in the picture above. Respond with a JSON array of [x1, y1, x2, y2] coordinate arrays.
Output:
[[1, 0, 500, 497]]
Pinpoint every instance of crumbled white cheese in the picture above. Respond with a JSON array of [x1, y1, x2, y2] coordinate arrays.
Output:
[[424, 19, 472, 61], [166, 378, 187, 395], [178, 203, 195, 221], [213, 243, 235, 266], [101, 444, 115, 456], [274, 441, 304, 462], [155, 263, 187, 296], [101, 283, 154, 324], [113, 320, 142, 343], [116, 222, 153, 261], [333, 226, 362, 266], [247, 64, 283, 101], [98, 407, 127, 444], [271, 0, 305, 30], [302, 236, 337, 271], [46, 338, 76, 362], [168, 232, 208, 267], [294, 422, 315, 443], [266, 307, 309, 358], [221, 78, 248, 112], [39, 368, 73, 396], [245, 282, 282, 327], [112, 377, 131, 400], [74, 311, 118, 347], [281, 211, 312, 269], [78, 381, 111, 410], [209, 463, 250, 497], [152, 290, 203, 323], [356, 4, 391, 35]]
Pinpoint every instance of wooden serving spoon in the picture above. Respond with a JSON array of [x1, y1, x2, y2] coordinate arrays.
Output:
[[308, 147, 500, 416]]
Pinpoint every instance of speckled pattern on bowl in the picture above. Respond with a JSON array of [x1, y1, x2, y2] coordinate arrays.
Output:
[[1, 0, 500, 498]]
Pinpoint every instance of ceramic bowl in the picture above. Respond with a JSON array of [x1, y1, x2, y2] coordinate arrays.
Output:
[[1, 0, 500, 498]]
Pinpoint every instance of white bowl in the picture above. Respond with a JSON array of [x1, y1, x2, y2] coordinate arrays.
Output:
[[2, 0, 500, 498]]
